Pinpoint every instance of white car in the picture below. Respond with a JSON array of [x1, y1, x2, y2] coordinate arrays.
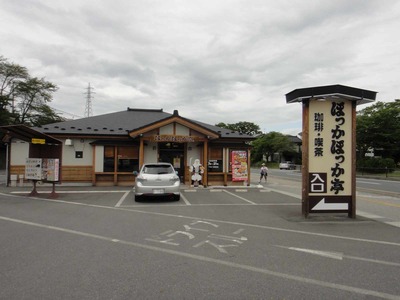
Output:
[[134, 163, 180, 202], [279, 161, 296, 170]]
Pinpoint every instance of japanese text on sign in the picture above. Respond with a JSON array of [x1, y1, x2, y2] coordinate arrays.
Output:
[[308, 100, 352, 196], [330, 102, 346, 194]]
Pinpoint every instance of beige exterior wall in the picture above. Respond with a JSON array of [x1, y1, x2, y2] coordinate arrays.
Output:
[[144, 142, 158, 163], [94, 145, 104, 172], [10, 139, 29, 165], [187, 142, 202, 166], [176, 124, 190, 135], [62, 139, 93, 166], [159, 124, 173, 135]]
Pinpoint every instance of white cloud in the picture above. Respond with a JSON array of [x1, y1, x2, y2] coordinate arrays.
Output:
[[1, 0, 399, 131]]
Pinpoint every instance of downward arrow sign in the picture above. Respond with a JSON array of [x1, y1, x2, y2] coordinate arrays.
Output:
[[312, 198, 348, 211]]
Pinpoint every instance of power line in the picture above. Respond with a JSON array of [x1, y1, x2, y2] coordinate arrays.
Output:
[[49, 106, 83, 120]]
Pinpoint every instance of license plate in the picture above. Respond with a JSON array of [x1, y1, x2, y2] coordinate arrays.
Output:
[[153, 189, 164, 194]]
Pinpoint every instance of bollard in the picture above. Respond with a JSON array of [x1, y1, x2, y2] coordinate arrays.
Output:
[[19, 175, 24, 187], [10, 174, 18, 187]]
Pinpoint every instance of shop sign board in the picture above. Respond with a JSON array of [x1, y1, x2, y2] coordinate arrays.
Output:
[[31, 138, 46, 144], [231, 150, 248, 181], [208, 159, 222, 172], [25, 158, 60, 182], [307, 100, 352, 213], [25, 158, 43, 180], [153, 135, 195, 143]]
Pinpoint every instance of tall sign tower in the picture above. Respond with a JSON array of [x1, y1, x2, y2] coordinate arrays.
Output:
[[84, 83, 94, 118], [286, 85, 377, 218]]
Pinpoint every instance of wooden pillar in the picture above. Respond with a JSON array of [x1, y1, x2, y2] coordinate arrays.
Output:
[[203, 140, 208, 187], [92, 145, 96, 186], [139, 138, 145, 167], [113, 146, 118, 186], [302, 100, 310, 217], [247, 149, 251, 186], [350, 101, 357, 218]]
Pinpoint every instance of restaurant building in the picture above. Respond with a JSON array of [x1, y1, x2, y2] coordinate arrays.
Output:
[[2, 108, 255, 186]]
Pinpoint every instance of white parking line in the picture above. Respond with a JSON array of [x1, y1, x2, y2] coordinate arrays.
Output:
[[115, 191, 130, 207], [11, 190, 130, 194], [181, 193, 191, 205], [223, 189, 256, 205]]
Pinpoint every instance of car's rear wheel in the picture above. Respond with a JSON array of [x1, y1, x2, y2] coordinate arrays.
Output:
[[174, 194, 180, 201], [135, 195, 143, 202]]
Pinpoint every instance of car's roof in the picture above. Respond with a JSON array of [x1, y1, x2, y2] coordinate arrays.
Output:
[[142, 163, 173, 167]]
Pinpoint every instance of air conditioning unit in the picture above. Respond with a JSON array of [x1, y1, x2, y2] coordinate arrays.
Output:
[[65, 139, 73, 146]]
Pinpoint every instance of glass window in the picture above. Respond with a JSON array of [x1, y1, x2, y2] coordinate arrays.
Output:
[[103, 145, 140, 172], [104, 146, 115, 172], [143, 164, 174, 174], [117, 146, 139, 172]]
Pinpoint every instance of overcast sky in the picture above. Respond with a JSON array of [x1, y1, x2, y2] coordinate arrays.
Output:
[[1, 0, 399, 135]]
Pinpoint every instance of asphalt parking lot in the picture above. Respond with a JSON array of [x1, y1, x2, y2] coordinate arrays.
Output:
[[1, 182, 400, 299]]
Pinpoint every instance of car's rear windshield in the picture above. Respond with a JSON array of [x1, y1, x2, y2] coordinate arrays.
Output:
[[143, 165, 174, 175]]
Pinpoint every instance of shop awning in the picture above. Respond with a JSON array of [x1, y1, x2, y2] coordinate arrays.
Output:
[[0, 124, 62, 145], [286, 84, 377, 105]]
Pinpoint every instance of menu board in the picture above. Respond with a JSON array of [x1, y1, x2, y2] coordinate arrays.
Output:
[[25, 158, 60, 182], [208, 159, 222, 172], [25, 158, 43, 180]]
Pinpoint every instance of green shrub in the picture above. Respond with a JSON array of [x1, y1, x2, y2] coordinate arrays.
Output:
[[357, 157, 396, 173]]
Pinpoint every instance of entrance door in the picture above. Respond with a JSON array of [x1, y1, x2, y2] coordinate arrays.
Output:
[[158, 143, 185, 181]]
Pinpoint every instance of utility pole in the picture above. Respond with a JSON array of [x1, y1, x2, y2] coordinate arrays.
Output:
[[84, 83, 94, 118]]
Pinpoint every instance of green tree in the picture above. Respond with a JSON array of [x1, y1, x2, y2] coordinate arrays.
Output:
[[0, 56, 64, 126], [13, 76, 59, 125], [356, 100, 400, 163], [30, 104, 65, 126], [0, 56, 29, 125], [251, 131, 292, 163], [215, 121, 262, 135]]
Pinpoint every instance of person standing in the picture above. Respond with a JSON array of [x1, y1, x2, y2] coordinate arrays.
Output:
[[259, 163, 268, 183]]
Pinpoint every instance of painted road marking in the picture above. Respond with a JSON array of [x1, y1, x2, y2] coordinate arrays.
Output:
[[181, 193, 191, 205], [115, 191, 130, 207], [0, 215, 398, 300], [11, 190, 130, 194], [278, 245, 400, 267], [1, 193, 399, 247], [222, 189, 256, 204]]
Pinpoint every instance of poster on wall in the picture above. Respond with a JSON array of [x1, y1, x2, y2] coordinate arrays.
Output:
[[173, 157, 181, 169], [44, 159, 60, 182], [231, 150, 248, 181]]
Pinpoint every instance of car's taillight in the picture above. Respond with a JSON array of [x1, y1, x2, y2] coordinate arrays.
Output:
[[137, 177, 147, 183], [169, 177, 179, 182]]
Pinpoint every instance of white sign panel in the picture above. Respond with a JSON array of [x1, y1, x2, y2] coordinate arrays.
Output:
[[308, 100, 352, 196], [25, 158, 43, 180], [25, 158, 60, 182]]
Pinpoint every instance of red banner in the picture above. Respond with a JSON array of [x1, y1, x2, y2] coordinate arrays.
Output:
[[231, 151, 248, 181]]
